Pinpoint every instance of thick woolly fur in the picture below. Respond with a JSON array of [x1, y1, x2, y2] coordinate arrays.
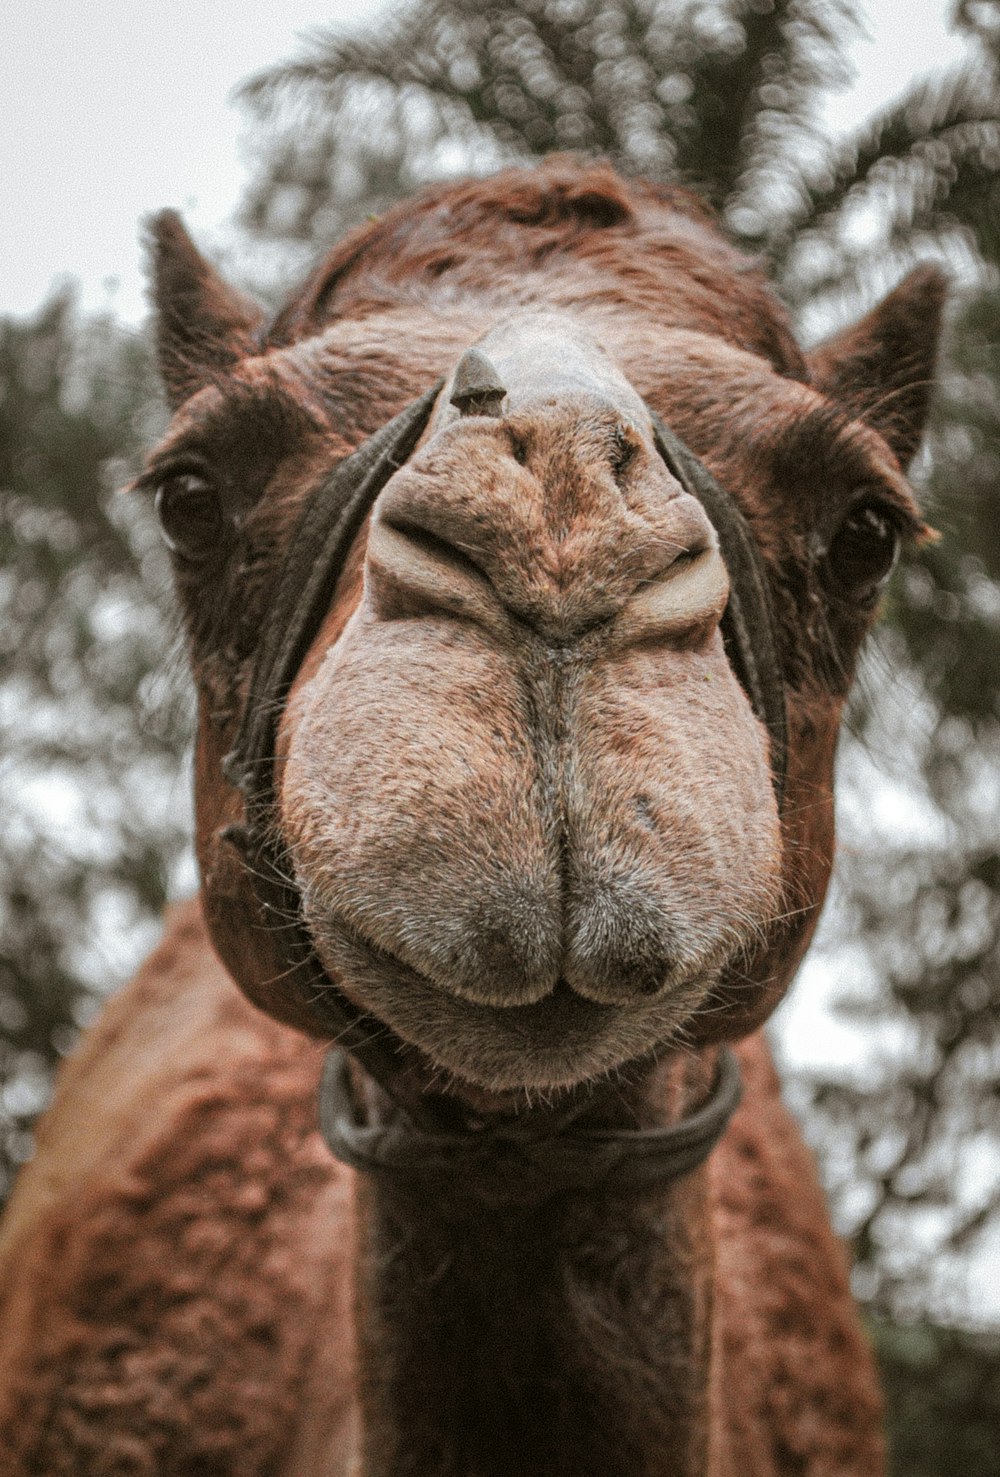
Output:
[[0, 902, 359, 1475], [0, 159, 945, 1474]]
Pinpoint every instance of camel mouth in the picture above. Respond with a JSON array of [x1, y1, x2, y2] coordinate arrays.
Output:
[[304, 907, 716, 1093]]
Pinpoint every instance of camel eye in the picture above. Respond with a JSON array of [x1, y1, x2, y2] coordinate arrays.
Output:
[[824, 500, 901, 605], [154, 472, 224, 563]]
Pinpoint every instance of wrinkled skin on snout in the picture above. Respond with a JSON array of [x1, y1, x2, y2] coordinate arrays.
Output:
[[279, 323, 781, 1091]]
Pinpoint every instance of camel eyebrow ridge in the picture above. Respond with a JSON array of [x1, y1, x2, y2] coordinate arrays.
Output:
[[145, 379, 322, 478], [769, 399, 922, 523]]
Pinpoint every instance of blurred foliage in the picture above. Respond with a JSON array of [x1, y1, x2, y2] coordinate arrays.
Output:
[[0, 294, 192, 1200], [2, 8, 999, 1462], [238, 0, 859, 256], [873, 1317, 1000, 1477], [238, 0, 1000, 307]]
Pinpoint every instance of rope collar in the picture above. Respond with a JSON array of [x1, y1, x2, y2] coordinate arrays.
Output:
[[221, 382, 787, 1156], [317, 1043, 742, 1203]]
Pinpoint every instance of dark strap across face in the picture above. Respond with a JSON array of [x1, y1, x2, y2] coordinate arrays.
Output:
[[222, 387, 447, 1116], [226, 384, 444, 798], [652, 415, 787, 808], [221, 383, 787, 1147]]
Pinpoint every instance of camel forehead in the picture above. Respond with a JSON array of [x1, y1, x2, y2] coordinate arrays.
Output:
[[297, 314, 800, 430], [431, 314, 653, 435]]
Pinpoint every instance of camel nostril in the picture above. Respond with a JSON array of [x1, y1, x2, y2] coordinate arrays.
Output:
[[383, 517, 488, 586], [612, 542, 729, 650], [365, 509, 509, 633]]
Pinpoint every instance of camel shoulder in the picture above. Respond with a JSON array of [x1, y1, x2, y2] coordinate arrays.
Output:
[[0, 899, 356, 1477]]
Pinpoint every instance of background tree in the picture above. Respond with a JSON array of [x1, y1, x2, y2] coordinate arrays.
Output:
[[239, 0, 858, 249], [0, 297, 190, 1200]]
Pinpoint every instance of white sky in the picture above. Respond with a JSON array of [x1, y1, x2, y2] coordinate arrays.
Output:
[[1, 0, 973, 324]]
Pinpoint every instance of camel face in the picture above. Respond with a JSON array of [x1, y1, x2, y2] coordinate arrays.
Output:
[[139, 165, 943, 1098], [278, 322, 782, 1090]]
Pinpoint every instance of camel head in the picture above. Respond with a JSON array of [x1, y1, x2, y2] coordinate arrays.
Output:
[[138, 172, 944, 1102]]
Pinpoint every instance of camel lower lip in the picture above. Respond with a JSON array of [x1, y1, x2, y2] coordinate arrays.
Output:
[[322, 914, 606, 1018], [307, 912, 709, 1092]]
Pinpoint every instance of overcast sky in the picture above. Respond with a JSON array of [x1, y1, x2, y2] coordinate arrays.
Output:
[[1, 1, 973, 323]]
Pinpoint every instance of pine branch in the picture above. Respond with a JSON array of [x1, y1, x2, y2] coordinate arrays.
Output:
[[238, 0, 858, 213], [772, 59, 1000, 276]]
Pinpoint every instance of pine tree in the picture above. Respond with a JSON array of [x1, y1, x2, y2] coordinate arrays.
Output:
[[0, 296, 191, 1198]]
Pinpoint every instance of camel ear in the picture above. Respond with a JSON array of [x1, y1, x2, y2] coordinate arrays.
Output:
[[147, 210, 265, 409], [807, 265, 947, 469]]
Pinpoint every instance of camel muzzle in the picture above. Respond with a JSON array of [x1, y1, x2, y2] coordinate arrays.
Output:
[[220, 370, 786, 1139]]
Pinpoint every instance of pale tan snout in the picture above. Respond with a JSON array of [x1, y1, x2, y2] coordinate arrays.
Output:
[[280, 325, 781, 1088]]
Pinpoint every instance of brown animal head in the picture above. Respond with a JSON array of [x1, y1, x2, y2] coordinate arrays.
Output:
[[138, 163, 944, 1102]]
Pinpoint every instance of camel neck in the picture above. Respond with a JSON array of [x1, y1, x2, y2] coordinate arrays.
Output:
[[350, 1063, 719, 1477]]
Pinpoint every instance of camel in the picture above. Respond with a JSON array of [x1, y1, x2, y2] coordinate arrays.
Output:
[[0, 160, 944, 1476]]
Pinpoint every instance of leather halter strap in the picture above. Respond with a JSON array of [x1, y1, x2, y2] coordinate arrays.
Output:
[[652, 414, 787, 808], [222, 389, 446, 1106], [221, 383, 787, 1156], [318, 1042, 742, 1205]]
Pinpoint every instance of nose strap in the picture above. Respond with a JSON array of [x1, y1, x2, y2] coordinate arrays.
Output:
[[226, 384, 444, 797], [220, 385, 787, 1122], [652, 415, 787, 808], [222, 386, 446, 1116]]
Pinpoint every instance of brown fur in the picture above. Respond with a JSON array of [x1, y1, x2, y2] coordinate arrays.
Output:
[[0, 906, 880, 1475], [0, 160, 945, 1473]]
